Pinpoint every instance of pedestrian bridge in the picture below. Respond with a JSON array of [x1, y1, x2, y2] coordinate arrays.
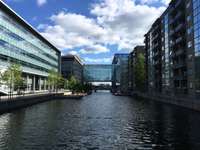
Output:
[[83, 64, 114, 82]]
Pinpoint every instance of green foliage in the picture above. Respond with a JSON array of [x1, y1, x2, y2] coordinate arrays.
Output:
[[66, 76, 92, 94], [134, 53, 146, 91], [1, 63, 23, 93], [68, 76, 78, 93], [64, 79, 69, 89], [47, 69, 65, 91]]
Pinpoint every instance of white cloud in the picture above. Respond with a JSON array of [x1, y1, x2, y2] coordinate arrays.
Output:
[[79, 44, 109, 54], [39, 0, 166, 55], [39, 12, 112, 54], [67, 50, 78, 55], [91, 0, 165, 51], [37, 0, 47, 6]]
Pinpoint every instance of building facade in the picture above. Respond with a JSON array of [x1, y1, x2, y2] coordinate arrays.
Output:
[[145, 0, 200, 98], [61, 55, 83, 83], [128, 46, 145, 92], [83, 64, 113, 83], [0, 1, 61, 92], [112, 54, 129, 93]]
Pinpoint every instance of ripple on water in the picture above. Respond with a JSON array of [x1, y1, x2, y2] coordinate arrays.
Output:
[[0, 92, 200, 150]]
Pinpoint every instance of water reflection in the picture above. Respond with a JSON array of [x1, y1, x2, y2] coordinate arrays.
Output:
[[0, 92, 200, 149]]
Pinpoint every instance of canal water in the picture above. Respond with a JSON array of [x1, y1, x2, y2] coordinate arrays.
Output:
[[0, 92, 200, 150]]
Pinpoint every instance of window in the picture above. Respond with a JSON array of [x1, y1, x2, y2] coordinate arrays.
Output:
[[188, 41, 192, 48], [186, 1, 191, 8], [187, 15, 192, 22], [187, 27, 193, 35]]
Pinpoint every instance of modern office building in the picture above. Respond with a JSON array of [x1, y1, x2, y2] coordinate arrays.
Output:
[[128, 46, 145, 92], [0, 1, 61, 92], [112, 54, 129, 93], [145, 0, 200, 98], [61, 55, 83, 83]]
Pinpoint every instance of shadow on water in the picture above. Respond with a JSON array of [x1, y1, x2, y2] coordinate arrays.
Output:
[[0, 92, 200, 149]]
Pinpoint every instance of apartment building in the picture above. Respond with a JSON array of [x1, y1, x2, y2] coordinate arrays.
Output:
[[145, 0, 200, 98]]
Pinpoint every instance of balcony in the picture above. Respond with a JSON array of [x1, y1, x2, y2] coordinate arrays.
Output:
[[173, 61, 186, 69], [169, 30, 175, 36], [152, 43, 159, 49], [173, 74, 187, 81], [175, 0, 182, 8], [152, 34, 159, 41], [169, 11, 183, 25], [175, 36, 183, 44], [176, 49, 185, 56], [151, 25, 160, 34], [174, 23, 185, 33], [172, 49, 185, 57]]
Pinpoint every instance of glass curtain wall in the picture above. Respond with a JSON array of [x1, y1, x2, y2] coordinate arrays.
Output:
[[0, 9, 59, 76], [193, 0, 200, 92]]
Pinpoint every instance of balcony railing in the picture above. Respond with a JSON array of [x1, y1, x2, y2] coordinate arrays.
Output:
[[152, 34, 159, 41], [175, 0, 182, 8], [173, 62, 186, 69], [169, 11, 183, 25], [175, 23, 185, 32], [172, 49, 185, 57], [175, 36, 183, 44]]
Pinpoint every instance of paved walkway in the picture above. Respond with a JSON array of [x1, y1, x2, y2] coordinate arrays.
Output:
[[0, 91, 64, 102]]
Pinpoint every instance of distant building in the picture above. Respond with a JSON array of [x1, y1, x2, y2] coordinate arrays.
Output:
[[61, 55, 83, 83], [145, 0, 200, 98], [112, 54, 129, 93], [0, 1, 61, 93], [128, 46, 145, 92]]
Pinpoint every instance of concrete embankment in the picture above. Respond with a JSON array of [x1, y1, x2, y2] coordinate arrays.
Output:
[[135, 92, 200, 111], [0, 93, 63, 114]]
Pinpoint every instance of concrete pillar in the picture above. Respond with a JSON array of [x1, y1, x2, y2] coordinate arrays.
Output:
[[39, 77, 42, 91], [44, 79, 46, 90], [26, 75, 29, 92], [33, 75, 35, 93]]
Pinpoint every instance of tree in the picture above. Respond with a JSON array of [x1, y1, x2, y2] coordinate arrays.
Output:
[[134, 53, 146, 92], [1, 63, 23, 98], [47, 69, 57, 92], [64, 79, 69, 90], [47, 69, 65, 92], [56, 73, 65, 90], [68, 76, 77, 94]]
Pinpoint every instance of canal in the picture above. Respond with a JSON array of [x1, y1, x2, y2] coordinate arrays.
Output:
[[0, 92, 200, 150]]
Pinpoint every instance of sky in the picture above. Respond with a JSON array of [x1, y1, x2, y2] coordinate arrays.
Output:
[[3, 0, 170, 64]]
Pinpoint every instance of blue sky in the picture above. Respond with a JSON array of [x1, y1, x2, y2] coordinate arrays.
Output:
[[3, 0, 169, 64]]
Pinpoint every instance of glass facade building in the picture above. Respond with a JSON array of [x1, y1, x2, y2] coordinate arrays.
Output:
[[83, 65, 113, 82], [112, 54, 129, 93], [62, 55, 83, 83], [0, 1, 61, 92]]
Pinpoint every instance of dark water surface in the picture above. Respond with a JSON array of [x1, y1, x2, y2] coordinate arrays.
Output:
[[0, 92, 200, 150]]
